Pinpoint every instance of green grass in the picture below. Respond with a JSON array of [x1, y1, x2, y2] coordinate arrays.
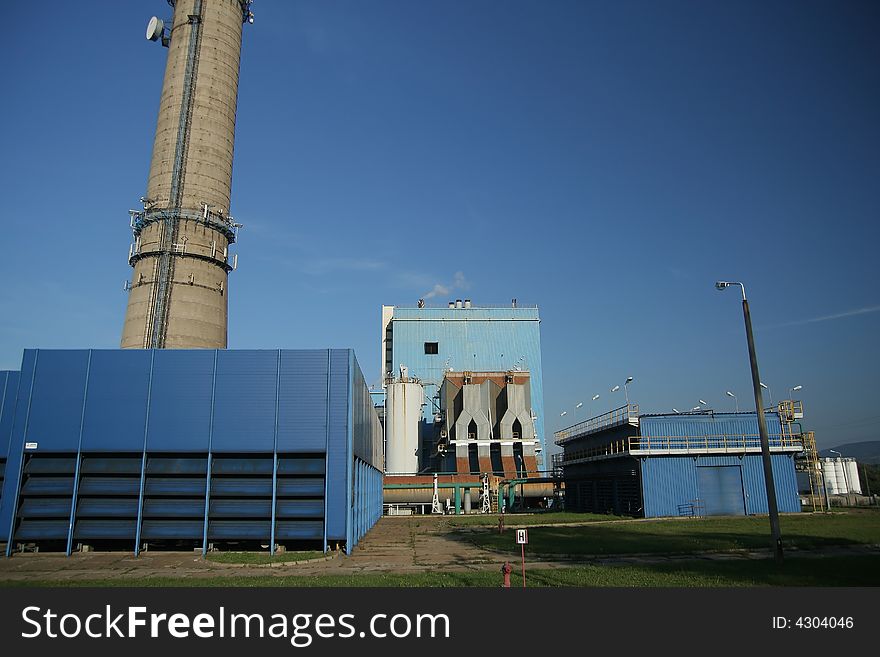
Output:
[[465, 509, 880, 556], [432, 511, 623, 528], [206, 551, 327, 565], [3, 555, 878, 587]]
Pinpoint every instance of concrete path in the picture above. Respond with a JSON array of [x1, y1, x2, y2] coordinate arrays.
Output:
[[0, 516, 877, 583]]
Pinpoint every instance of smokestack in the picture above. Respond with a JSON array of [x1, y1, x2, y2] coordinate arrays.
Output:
[[121, 1, 254, 349], [448, 301, 454, 309], [455, 299, 463, 308], [464, 299, 471, 308]]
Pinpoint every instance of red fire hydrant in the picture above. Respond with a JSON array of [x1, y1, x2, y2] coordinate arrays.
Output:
[[501, 561, 512, 588]]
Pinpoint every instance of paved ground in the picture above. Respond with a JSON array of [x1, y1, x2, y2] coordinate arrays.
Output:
[[0, 516, 877, 583]]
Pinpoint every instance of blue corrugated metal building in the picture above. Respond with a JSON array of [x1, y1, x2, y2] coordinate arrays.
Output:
[[0, 371, 20, 518], [0, 349, 383, 555], [556, 406, 802, 517], [381, 303, 546, 470]]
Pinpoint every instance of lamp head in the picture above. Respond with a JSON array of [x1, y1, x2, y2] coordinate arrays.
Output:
[[715, 281, 730, 290], [760, 383, 768, 390], [792, 385, 803, 392], [611, 385, 620, 393], [625, 376, 634, 384], [726, 391, 735, 398], [592, 394, 600, 401], [699, 399, 707, 405]]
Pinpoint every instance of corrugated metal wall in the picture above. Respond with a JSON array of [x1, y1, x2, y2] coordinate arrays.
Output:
[[0, 372, 21, 537], [640, 454, 800, 517], [388, 306, 546, 468], [639, 412, 784, 442], [0, 349, 383, 555]]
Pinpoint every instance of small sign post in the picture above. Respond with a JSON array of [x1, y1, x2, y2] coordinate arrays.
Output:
[[515, 529, 528, 588]]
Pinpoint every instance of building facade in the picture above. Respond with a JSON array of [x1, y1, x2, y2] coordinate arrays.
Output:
[[381, 302, 546, 473], [557, 406, 803, 517], [0, 349, 382, 555]]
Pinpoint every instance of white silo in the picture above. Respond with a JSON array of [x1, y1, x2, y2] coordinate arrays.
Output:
[[822, 458, 841, 495], [385, 380, 422, 475], [845, 459, 862, 495]]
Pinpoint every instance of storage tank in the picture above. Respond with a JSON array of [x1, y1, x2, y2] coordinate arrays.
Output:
[[845, 459, 862, 495], [385, 382, 422, 474], [821, 458, 839, 494]]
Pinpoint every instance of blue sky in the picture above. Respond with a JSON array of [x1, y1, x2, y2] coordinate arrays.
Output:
[[1, 1, 878, 449]]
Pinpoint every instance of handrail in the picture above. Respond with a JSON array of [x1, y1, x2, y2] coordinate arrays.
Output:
[[554, 404, 639, 445], [560, 432, 804, 464]]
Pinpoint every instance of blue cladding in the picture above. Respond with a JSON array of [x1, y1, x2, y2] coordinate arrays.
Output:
[[26, 350, 89, 451], [351, 354, 383, 468], [278, 350, 329, 453], [81, 350, 152, 451], [212, 350, 277, 452], [326, 349, 350, 541], [639, 412, 784, 442], [1, 371, 21, 459], [147, 350, 214, 452], [0, 351, 37, 538], [2, 349, 383, 554], [640, 454, 800, 517]]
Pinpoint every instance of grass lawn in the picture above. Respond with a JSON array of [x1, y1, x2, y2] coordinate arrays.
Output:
[[3, 554, 878, 587], [206, 551, 327, 565], [430, 511, 623, 528], [465, 509, 880, 556]]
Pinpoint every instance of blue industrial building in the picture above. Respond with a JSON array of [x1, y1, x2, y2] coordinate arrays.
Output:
[[0, 349, 383, 555], [556, 405, 802, 517], [381, 301, 546, 471]]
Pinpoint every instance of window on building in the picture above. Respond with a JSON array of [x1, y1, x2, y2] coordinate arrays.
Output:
[[424, 342, 439, 354]]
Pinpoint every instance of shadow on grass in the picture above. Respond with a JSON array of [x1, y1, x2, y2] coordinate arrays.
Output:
[[460, 513, 880, 557], [3, 555, 878, 587]]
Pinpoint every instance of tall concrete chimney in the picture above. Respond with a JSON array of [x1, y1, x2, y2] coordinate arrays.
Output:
[[121, 0, 253, 349]]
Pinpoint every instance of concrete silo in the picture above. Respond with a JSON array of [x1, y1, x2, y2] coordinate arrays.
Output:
[[121, 0, 253, 349]]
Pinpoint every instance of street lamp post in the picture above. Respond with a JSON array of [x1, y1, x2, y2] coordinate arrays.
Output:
[[624, 376, 634, 405], [760, 383, 773, 410], [716, 280, 783, 563], [725, 390, 738, 413]]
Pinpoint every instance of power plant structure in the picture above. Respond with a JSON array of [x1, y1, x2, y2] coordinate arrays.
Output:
[[0, 4, 848, 561], [379, 301, 556, 515], [555, 399, 812, 517], [121, 0, 253, 349]]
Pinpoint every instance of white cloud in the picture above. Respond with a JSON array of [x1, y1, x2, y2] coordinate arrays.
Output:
[[763, 304, 880, 329]]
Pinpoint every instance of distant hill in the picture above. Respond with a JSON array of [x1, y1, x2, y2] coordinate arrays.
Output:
[[819, 441, 880, 464]]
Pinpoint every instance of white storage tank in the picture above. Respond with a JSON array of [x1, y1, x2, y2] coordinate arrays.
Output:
[[845, 459, 862, 495], [385, 381, 422, 475], [822, 457, 862, 495], [821, 458, 840, 495]]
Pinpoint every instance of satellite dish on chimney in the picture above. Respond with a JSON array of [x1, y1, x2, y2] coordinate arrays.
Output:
[[146, 17, 164, 41]]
